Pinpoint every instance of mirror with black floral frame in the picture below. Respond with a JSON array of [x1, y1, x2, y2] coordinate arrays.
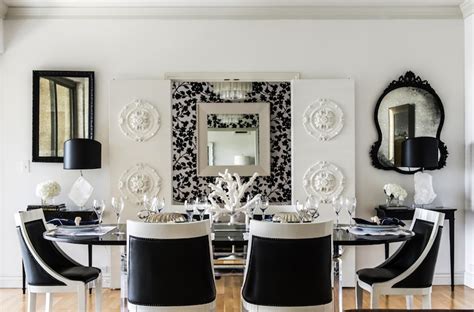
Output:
[[32, 70, 94, 162], [370, 71, 448, 174]]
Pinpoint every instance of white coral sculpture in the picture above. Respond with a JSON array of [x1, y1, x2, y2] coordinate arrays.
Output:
[[208, 169, 261, 221]]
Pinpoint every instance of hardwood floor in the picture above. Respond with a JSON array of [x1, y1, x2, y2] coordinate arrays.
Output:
[[1, 277, 473, 311]]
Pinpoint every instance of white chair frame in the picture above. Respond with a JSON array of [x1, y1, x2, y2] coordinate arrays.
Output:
[[241, 220, 334, 312], [15, 209, 102, 312], [127, 220, 216, 312], [355, 208, 445, 309]]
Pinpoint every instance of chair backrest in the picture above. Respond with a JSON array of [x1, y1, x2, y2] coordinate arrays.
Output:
[[381, 208, 444, 288], [15, 209, 78, 286], [127, 220, 216, 307], [242, 220, 333, 308]]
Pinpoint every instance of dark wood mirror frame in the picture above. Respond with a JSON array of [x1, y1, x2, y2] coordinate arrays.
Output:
[[32, 70, 95, 163], [369, 71, 448, 174]]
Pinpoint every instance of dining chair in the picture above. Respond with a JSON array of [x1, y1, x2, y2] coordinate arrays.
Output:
[[241, 220, 334, 312], [355, 208, 445, 309], [15, 209, 102, 312], [127, 219, 216, 312]]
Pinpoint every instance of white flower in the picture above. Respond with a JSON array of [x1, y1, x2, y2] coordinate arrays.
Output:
[[383, 183, 407, 201], [36, 180, 61, 200]]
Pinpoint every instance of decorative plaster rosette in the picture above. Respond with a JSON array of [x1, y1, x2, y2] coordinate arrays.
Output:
[[303, 98, 344, 141], [119, 99, 161, 142], [119, 163, 162, 204], [303, 161, 344, 203]]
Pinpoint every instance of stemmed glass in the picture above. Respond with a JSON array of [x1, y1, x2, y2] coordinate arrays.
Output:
[[346, 197, 357, 228], [92, 199, 105, 225], [197, 196, 207, 221], [332, 196, 344, 228], [143, 194, 150, 211], [295, 200, 307, 223], [185, 200, 194, 223], [150, 197, 159, 213], [158, 198, 165, 213], [260, 195, 269, 221], [305, 196, 320, 222], [111, 197, 125, 235]]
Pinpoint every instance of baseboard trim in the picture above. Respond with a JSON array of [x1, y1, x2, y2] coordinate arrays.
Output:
[[0, 275, 111, 289], [465, 271, 474, 289], [432, 273, 465, 285]]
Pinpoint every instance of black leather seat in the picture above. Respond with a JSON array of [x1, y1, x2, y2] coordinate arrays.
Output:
[[127, 220, 216, 312], [355, 208, 444, 309], [241, 220, 333, 312], [15, 209, 102, 311]]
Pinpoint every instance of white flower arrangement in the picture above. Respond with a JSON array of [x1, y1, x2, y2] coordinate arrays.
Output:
[[383, 183, 407, 201], [36, 180, 61, 202]]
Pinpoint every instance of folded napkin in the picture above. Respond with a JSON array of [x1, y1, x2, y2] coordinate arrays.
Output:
[[146, 213, 187, 223], [353, 217, 405, 227], [47, 218, 99, 226]]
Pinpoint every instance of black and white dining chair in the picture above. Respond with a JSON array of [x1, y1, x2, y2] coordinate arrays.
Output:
[[127, 219, 216, 311], [241, 220, 334, 312], [356, 208, 445, 309], [15, 209, 102, 312]]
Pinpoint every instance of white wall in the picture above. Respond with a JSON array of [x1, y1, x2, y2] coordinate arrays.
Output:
[[0, 18, 465, 287]]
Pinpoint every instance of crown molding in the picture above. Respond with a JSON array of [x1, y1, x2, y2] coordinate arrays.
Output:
[[5, 5, 462, 19], [0, 1, 8, 18], [461, 0, 474, 18]]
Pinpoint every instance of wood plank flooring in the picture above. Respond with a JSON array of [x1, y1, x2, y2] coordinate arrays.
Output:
[[1, 277, 473, 311]]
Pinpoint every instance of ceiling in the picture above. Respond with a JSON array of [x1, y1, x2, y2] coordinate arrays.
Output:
[[0, 0, 470, 19]]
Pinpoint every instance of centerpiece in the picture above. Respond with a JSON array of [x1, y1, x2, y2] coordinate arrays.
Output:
[[36, 180, 61, 205], [208, 170, 261, 224]]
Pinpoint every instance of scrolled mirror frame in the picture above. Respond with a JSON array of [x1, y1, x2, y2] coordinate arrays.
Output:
[[32, 70, 95, 163], [369, 71, 448, 174]]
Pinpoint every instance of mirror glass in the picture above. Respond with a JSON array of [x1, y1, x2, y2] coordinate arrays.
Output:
[[377, 87, 441, 167], [197, 102, 270, 176], [370, 71, 447, 174], [207, 113, 259, 166], [33, 71, 94, 162]]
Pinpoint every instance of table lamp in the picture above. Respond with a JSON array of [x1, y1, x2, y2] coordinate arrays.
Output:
[[64, 138, 101, 209], [401, 137, 439, 207]]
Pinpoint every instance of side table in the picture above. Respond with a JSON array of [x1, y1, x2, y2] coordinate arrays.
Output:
[[375, 206, 457, 291]]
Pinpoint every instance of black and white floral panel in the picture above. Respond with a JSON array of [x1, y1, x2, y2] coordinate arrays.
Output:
[[172, 81, 292, 204]]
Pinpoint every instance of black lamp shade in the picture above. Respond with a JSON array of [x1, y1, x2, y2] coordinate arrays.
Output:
[[401, 137, 439, 169], [64, 139, 101, 170]]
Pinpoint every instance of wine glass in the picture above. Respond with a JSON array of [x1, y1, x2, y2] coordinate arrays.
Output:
[[295, 200, 307, 223], [197, 196, 207, 221], [185, 200, 194, 222], [92, 199, 105, 225], [150, 197, 159, 213], [346, 197, 357, 228], [111, 197, 125, 235], [158, 198, 165, 213], [143, 194, 150, 211], [305, 196, 320, 221], [260, 195, 269, 221], [332, 196, 344, 228]]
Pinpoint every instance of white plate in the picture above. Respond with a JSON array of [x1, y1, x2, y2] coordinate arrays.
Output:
[[355, 224, 399, 231], [57, 224, 99, 232]]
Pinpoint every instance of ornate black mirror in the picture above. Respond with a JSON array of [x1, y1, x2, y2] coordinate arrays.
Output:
[[32, 71, 94, 162], [370, 71, 448, 174]]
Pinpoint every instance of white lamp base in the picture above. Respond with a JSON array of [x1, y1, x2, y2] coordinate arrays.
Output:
[[414, 171, 437, 206]]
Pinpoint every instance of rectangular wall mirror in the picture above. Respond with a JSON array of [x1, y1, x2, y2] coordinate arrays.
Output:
[[32, 71, 94, 162], [197, 102, 270, 176]]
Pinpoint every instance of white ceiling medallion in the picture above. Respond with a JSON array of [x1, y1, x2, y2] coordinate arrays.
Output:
[[303, 98, 344, 141], [119, 163, 162, 205], [119, 99, 161, 142], [303, 161, 345, 203]]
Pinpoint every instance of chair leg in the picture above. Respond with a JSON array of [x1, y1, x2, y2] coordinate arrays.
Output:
[[45, 293, 53, 312], [370, 290, 379, 309], [406, 295, 414, 309], [77, 285, 87, 312], [95, 276, 102, 312], [27, 291, 37, 312], [355, 283, 363, 309], [422, 293, 431, 309]]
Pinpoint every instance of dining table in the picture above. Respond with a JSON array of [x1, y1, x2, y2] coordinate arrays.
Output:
[[44, 222, 414, 312]]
